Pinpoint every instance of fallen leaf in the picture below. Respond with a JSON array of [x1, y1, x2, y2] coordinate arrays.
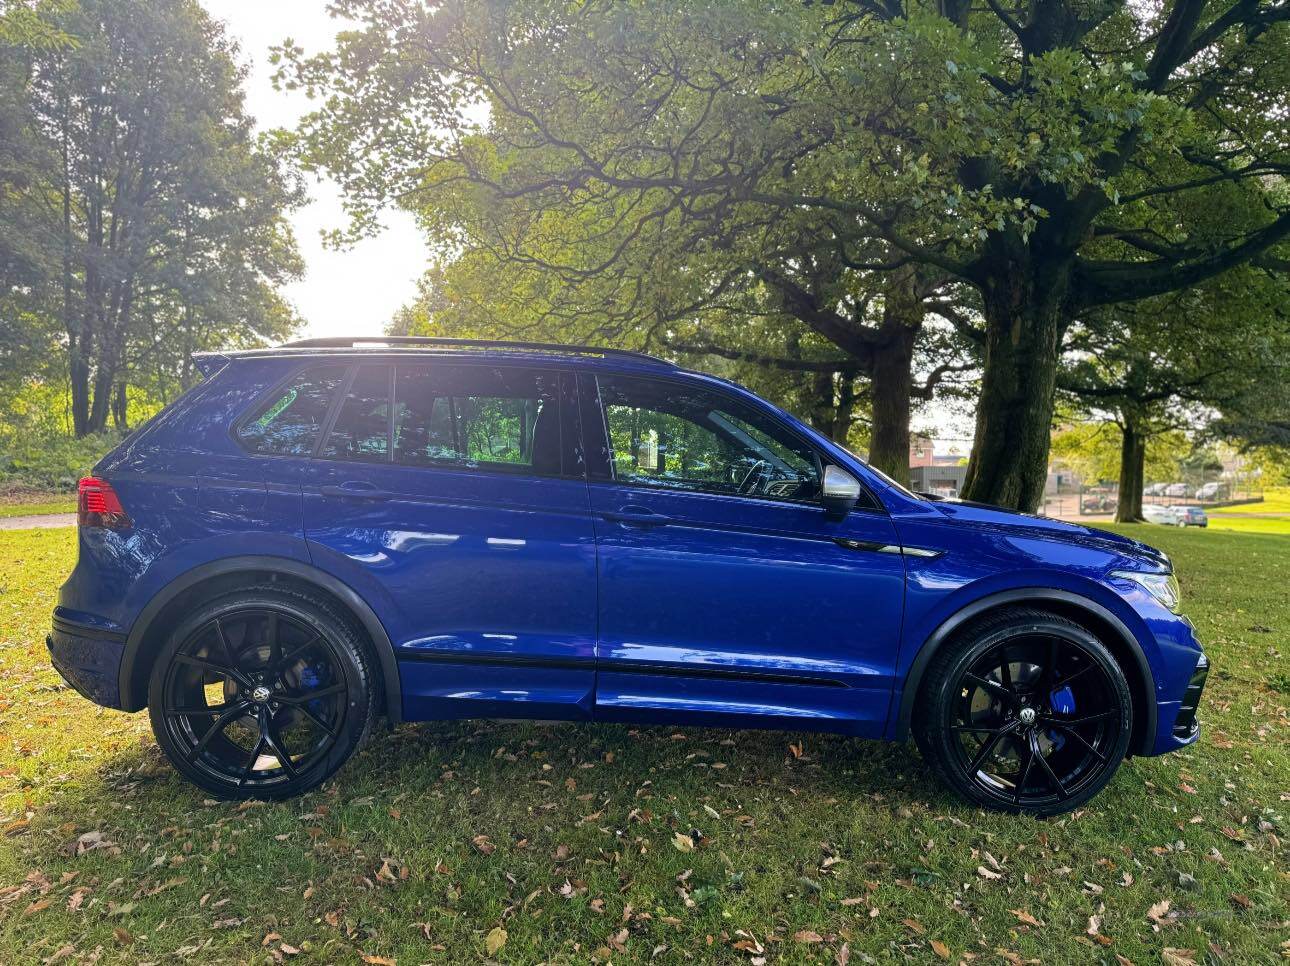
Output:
[[1010, 909, 1044, 928], [672, 832, 695, 853], [1147, 899, 1172, 925], [930, 939, 950, 959], [485, 927, 508, 956], [793, 930, 823, 943]]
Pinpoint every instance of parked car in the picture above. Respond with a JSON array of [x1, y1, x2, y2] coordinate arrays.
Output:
[[1175, 506, 1208, 528], [1142, 504, 1179, 526], [49, 338, 1208, 816], [1143, 483, 1167, 497], [1195, 482, 1227, 501], [1165, 482, 1191, 497]]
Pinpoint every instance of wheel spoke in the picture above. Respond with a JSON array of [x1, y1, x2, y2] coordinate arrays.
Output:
[[167, 701, 243, 717], [964, 673, 1018, 706], [952, 723, 1008, 736], [1041, 637, 1060, 692], [185, 702, 249, 760], [968, 723, 1014, 774], [274, 636, 321, 671], [1048, 722, 1108, 761], [213, 617, 236, 666], [1013, 743, 1035, 805], [1029, 729, 1069, 798], [291, 703, 339, 739], [260, 713, 299, 779], [276, 682, 346, 706], [1048, 710, 1115, 727], [236, 735, 265, 787], [174, 653, 253, 689], [1051, 663, 1094, 692], [266, 613, 282, 670], [998, 647, 1013, 691]]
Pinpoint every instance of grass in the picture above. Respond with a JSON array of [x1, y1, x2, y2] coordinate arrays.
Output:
[[0, 490, 75, 519], [1207, 485, 1290, 516], [0, 525, 1285, 964]]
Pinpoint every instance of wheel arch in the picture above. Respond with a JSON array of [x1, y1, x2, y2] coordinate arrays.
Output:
[[892, 589, 1156, 756], [119, 555, 403, 722]]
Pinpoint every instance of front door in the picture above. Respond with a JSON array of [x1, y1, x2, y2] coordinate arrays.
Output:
[[582, 372, 906, 737], [303, 361, 597, 721]]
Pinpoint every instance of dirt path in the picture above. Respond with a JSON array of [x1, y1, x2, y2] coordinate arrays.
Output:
[[0, 513, 76, 530]]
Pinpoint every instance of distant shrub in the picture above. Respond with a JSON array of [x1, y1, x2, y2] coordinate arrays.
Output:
[[0, 383, 124, 489]]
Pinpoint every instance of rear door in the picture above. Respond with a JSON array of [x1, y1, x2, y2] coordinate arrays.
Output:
[[303, 361, 598, 721], [582, 372, 906, 737]]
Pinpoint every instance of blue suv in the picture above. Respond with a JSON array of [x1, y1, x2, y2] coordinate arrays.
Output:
[[49, 338, 1207, 814]]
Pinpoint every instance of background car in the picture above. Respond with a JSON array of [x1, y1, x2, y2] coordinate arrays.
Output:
[[1142, 504, 1180, 526], [1195, 482, 1227, 501], [1176, 506, 1208, 527], [1144, 483, 1168, 497], [48, 337, 1209, 816], [1164, 482, 1191, 498]]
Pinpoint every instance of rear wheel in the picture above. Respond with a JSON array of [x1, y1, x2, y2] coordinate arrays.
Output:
[[148, 586, 375, 799], [915, 609, 1132, 816]]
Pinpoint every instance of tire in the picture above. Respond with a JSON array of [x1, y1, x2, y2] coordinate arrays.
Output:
[[914, 608, 1133, 816], [148, 584, 377, 799]]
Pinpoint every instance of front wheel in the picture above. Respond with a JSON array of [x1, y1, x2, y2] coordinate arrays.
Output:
[[148, 586, 376, 799], [914, 609, 1133, 816]]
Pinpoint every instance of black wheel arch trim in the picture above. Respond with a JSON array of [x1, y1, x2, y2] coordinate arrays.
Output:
[[892, 588, 1156, 755], [119, 555, 403, 722]]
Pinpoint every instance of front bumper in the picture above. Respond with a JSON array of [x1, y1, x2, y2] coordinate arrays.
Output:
[[47, 610, 128, 709]]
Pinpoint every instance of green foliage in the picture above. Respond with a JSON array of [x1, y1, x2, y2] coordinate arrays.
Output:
[[0, 380, 126, 486], [278, 0, 1290, 508], [1, 0, 304, 437]]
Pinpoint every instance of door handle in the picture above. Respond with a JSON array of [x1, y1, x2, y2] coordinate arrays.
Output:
[[602, 506, 673, 527], [319, 483, 394, 502]]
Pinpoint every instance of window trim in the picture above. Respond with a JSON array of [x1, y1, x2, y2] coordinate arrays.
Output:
[[586, 371, 883, 513]]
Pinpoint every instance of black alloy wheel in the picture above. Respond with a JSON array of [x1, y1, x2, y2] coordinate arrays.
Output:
[[916, 609, 1133, 816], [148, 586, 375, 799]]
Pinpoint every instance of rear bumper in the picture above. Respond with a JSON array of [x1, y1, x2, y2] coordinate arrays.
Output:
[[47, 610, 128, 710]]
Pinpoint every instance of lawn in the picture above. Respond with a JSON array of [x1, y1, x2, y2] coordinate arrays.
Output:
[[0, 526, 1284, 964], [0, 490, 75, 519]]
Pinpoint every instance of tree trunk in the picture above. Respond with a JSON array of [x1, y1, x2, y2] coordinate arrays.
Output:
[[961, 261, 1069, 512], [61, 94, 91, 438], [1114, 417, 1146, 523], [806, 371, 839, 439], [831, 373, 858, 445], [867, 275, 920, 479]]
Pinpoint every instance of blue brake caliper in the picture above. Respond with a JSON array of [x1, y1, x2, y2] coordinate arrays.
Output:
[[1047, 685, 1075, 750]]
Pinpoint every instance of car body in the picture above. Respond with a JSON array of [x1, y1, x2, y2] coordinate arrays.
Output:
[[49, 339, 1208, 814], [1142, 504, 1179, 526], [1195, 482, 1226, 501], [1144, 483, 1167, 497], [1164, 482, 1191, 498], [1175, 506, 1208, 528]]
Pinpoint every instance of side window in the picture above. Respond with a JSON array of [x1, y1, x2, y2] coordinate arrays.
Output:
[[236, 365, 347, 456], [319, 365, 392, 462], [393, 365, 564, 476], [595, 375, 820, 501]]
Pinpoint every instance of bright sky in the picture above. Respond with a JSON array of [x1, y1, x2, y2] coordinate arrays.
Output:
[[200, 0, 427, 341]]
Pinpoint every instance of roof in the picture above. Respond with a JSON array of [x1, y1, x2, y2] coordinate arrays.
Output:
[[193, 336, 677, 372]]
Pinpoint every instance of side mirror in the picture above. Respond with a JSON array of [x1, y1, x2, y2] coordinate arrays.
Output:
[[821, 465, 861, 518]]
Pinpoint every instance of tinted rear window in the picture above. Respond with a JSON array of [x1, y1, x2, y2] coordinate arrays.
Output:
[[236, 365, 346, 456]]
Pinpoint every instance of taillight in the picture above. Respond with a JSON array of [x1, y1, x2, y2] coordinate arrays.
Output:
[[77, 477, 130, 530]]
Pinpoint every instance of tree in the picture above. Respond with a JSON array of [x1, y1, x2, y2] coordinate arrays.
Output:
[[280, 0, 1290, 509], [10, 0, 303, 434], [1060, 267, 1290, 521]]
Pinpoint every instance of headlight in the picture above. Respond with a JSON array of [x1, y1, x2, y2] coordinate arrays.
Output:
[[1112, 570, 1181, 614]]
